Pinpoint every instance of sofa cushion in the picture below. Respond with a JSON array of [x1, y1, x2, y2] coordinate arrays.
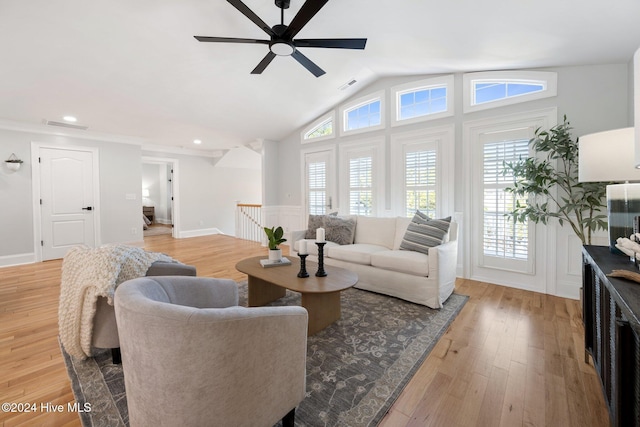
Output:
[[328, 244, 388, 265], [304, 214, 332, 239], [400, 212, 451, 255], [371, 250, 430, 276], [393, 216, 413, 250], [354, 216, 397, 249]]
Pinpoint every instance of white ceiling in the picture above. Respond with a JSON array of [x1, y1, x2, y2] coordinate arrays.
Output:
[[2, 0, 640, 153]]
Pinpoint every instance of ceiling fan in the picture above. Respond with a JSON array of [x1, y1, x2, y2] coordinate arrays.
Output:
[[194, 0, 367, 77]]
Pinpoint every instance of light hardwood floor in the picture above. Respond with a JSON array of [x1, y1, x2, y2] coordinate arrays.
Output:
[[0, 234, 610, 426]]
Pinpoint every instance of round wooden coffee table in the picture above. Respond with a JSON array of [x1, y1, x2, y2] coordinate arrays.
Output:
[[236, 256, 358, 335]]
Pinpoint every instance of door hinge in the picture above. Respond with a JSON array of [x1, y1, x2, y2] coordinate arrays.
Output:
[[41, 240, 44, 246], [40, 199, 42, 205], [38, 157, 41, 163]]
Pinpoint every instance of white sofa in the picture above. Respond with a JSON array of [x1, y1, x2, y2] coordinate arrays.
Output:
[[291, 215, 458, 309]]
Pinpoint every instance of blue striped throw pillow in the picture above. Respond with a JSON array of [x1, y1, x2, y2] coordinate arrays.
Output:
[[400, 212, 451, 255]]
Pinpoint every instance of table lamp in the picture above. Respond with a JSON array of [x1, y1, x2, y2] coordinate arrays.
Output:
[[579, 127, 640, 254]]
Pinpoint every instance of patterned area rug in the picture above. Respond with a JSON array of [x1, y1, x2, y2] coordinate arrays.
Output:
[[61, 284, 467, 427]]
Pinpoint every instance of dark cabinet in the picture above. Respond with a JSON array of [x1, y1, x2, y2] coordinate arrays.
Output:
[[583, 245, 640, 426]]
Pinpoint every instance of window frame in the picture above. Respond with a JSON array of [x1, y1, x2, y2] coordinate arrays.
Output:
[[301, 111, 335, 143], [463, 71, 557, 113], [339, 90, 385, 137], [391, 75, 455, 127]]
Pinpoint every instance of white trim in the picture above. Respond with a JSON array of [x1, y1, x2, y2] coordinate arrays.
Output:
[[339, 90, 386, 137], [463, 71, 558, 113], [178, 228, 224, 238], [338, 136, 385, 216], [0, 252, 37, 268], [141, 144, 223, 158], [301, 111, 336, 143], [391, 75, 455, 127], [390, 125, 455, 218], [142, 156, 180, 239], [31, 143, 102, 262]]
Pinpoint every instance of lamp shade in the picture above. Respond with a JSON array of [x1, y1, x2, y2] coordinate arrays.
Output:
[[578, 127, 640, 182]]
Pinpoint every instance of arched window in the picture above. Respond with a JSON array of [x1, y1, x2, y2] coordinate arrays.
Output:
[[463, 71, 557, 113]]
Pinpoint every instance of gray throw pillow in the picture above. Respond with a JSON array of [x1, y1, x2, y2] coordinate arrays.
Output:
[[400, 212, 451, 255], [324, 216, 357, 245], [304, 212, 339, 239]]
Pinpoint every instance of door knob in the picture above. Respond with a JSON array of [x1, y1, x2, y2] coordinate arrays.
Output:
[[82, 206, 93, 211]]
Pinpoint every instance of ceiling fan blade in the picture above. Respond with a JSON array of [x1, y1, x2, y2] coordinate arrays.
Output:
[[251, 52, 277, 74], [194, 36, 270, 45], [283, 0, 329, 40], [291, 50, 325, 77], [294, 38, 367, 49], [227, 0, 276, 37]]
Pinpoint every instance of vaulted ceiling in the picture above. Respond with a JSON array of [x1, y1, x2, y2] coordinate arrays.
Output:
[[2, 0, 640, 153]]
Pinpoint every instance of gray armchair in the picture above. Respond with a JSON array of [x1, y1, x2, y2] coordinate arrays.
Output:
[[92, 261, 196, 363], [114, 276, 308, 427]]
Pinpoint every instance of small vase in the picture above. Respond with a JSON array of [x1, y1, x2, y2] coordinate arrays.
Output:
[[268, 249, 282, 262]]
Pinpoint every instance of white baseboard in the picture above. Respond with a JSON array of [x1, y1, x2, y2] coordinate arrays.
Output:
[[178, 228, 225, 239], [0, 252, 37, 268]]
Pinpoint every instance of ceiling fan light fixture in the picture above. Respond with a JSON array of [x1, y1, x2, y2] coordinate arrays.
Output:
[[270, 42, 295, 56]]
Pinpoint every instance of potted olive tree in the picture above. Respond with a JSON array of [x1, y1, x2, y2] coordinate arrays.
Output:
[[502, 116, 610, 245], [264, 226, 287, 261]]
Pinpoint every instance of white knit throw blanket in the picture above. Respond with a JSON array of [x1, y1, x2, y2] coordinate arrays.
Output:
[[59, 244, 174, 359]]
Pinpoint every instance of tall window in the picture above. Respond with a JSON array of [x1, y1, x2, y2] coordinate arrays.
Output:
[[405, 149, 437, 218], [482, 139, 529, 259], [349, 156, 372, 215], [308, 161, 327, 215]]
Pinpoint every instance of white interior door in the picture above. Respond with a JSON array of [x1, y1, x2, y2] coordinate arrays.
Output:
[[40, 147, 97, 260]]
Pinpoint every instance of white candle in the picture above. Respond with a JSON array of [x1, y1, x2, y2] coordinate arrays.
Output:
[[316, 227, 325, 243], [298, 240, 308, 255]]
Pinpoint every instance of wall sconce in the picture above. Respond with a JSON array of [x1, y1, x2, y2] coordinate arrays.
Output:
[[142, 188, 150, 198], [4, 153, 23, 171]]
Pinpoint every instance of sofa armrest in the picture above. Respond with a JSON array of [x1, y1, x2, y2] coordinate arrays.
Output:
[[427, 239, 458, 306]]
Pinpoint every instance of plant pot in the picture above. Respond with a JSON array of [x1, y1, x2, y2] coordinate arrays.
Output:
[[268, 249, 282, 262]]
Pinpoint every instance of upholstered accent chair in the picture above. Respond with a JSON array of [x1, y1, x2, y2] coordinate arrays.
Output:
[[92, 261, 196, 363], [114, 276, 308, 427]]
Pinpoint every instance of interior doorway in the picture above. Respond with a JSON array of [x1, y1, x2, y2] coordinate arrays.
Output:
[[142, 157, 179, 238]]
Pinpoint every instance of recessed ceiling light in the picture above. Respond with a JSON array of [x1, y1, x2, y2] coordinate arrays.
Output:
[[63, 116, 77, 122], [193, 139, 202, 145]]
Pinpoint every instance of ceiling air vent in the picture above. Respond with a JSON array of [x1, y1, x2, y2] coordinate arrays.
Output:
[[338, 79, 357, 91], [44, 120, 88, 130]]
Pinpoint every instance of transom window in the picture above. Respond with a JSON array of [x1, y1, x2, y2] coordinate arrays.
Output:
[[463, 71, 557, 113], [304, 119, 332, 140], [301, 112, 335, 143], [391, 75, 454, 126], [339, 90, 385, 136], [345, 100, 381, 131], [474, 80, 545, 105], [398, 86, 447, 120]]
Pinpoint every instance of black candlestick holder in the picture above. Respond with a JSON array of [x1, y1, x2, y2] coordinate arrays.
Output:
[[315, 242, 327, 277], [297, 253, 309, 278]]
